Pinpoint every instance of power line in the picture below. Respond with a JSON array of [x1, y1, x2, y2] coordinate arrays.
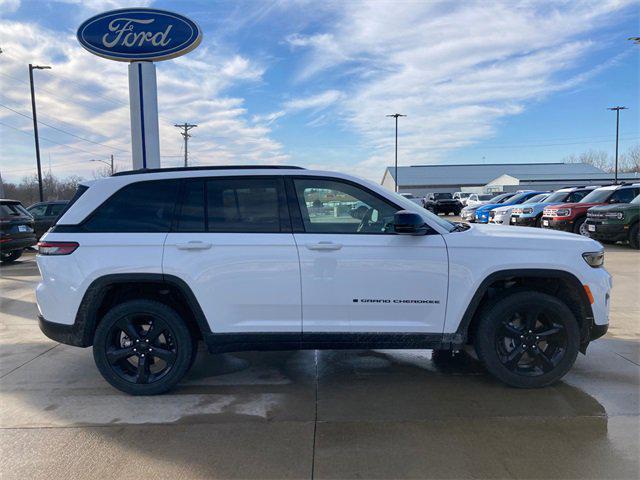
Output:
[[174, 123, 198, 167], [0, 102, 130, 152]]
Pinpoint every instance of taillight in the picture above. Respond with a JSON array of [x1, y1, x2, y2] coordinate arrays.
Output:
[[37, 241, 79, 255]]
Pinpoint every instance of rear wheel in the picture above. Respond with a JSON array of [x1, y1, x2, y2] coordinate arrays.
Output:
[[93, 300, 194, 395], [475, 291, 580, 388], [0, 250, 22, 264], [629, 223, 639, 249]]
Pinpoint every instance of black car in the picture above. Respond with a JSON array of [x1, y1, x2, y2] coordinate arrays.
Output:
[[27, 200, 68, 239], [422, 192, 462, 215], [0, 199, 37, 264]]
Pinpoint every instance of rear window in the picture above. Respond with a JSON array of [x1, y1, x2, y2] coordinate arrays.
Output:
[[1, 202, 29, 217], [83, 180, 180, 232]]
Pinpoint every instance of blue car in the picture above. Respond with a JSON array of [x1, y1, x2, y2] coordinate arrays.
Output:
[[474, 191, 543, 223], [510, 186, 599, 227]]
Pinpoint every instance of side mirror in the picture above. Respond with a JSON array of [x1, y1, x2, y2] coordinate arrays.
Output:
[[394, 210, 429, 235]]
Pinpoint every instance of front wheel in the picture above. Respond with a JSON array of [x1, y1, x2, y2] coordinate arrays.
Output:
[[93, 300, 194, 395], [574, 217, 589, 237], [629, 223, 639, 250], [475, 291, 580, 388], [0, 250, 22, 264]]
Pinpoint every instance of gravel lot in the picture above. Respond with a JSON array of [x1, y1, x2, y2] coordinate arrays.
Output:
[[1, 246, 638, 479]]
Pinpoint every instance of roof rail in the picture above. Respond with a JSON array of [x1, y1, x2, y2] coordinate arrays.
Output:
[[112, 165, 305, 177]]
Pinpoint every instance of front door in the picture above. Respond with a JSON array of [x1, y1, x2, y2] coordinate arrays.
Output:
[[290, 177, 448, 334], [163, 176, 302, 333]]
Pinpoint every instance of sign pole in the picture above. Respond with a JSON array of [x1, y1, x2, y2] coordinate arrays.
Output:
[[128, 61, 161, 170]]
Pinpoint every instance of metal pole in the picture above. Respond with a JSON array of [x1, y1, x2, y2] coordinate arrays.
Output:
[[110, 154, 114, 175], [614, 109, 619, 184], [184, 127, 188, 167], [394, 116, 398, 193], [28, 64, 44, 202]]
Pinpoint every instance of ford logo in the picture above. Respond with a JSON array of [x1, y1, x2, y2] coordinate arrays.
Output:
[[77, 8, 202, 62]]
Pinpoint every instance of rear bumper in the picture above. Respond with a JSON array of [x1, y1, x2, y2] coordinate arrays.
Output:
[[38, 315, 87, 347], [0, 236, 37, 252]]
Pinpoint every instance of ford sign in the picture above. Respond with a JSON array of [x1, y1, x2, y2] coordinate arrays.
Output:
[[77, 8, 202, 62]]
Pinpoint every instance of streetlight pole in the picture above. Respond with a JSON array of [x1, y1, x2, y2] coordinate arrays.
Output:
[[28, 64, 51, 202], [386, 113, 406, 192], [607, 106, 627, 184], [91, 157, 114, 175]]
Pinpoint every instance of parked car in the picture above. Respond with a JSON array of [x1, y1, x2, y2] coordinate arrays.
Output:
[[465, 193, 494, 208], [510, 186, 598, 228], [474, 191, 540, 224], [586, 194, 640, 248], [453, 192, 471, 205], [399, 192, 424, 206], [460, 192, 515, 222], [489, 192, 549, 225], [0, 199, 37, 264], [542, 183, 640, 236], [27, 200, 68, 239], [37, 166, 610, 395], [422, 192, 462, 215]]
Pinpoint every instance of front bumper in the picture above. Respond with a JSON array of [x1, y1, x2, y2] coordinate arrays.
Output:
[[461, 211, 476, 222], [585, 221, 628, 241], [540, 216, 573, 232], [510, 215, 537, 226]]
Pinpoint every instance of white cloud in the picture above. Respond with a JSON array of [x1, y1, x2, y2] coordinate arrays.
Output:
[[287, 0, 635, 180], [284, 89, 343, 111], [0, 0, 20, 13], [0, 19, 286, 181]]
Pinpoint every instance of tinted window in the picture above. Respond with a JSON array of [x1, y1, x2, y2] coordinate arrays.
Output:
[[177, 180, 205, 232], [610, 188, 637, 204], [294, 178, 399, 234], [434, 193, 453, 199], [84, 180, 179, 232], [28, 204, 48, 218], [524, 193, 548, 203], [580, 188, 613, 203], [566, 190, 590, 203], [207, 177, 283, 232]]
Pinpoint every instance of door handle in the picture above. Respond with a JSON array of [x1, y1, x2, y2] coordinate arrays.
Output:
[[176, 241, 212, 250], [307, 242, 343, 251]]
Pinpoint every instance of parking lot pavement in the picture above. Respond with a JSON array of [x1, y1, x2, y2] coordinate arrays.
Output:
[[1, 250, 639, 479]]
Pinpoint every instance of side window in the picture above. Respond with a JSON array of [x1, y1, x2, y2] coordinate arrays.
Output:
[[28, 205, 47, 218], [47, 204, 66, 217], [83, 180, 179, 232], [177, 180, 205, 232], [610, 188, 636, 204], [207, 177, 284, 232], [568, 191, 588, 203], [293, 178, 399, 234]]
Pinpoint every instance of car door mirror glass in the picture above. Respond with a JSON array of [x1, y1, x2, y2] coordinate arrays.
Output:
[[394, 210, 428, 235]]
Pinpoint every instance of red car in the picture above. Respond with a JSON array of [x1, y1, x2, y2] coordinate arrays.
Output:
[[541, 183, 640, 236]]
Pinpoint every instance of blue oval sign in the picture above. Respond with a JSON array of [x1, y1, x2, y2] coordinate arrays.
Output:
[[77, 8, 202, 62]]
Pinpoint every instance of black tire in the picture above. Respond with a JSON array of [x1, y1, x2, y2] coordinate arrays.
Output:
[[475, 291, 580, 388], [534, 215, 543, 228], [629, 223, 639, 250], [0, 250, 22, 264], [93, 299, 194, 395], [573, 216, 589, 237]]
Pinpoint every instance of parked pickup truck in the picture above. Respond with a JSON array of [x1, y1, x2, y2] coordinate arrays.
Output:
[[423, 192, 462, 216]]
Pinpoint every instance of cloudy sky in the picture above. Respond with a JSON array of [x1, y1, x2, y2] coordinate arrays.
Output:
[[0, 0, 638, 183]]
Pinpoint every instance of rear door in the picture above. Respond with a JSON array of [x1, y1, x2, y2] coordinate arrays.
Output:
[[289, 176, 448, 333], [163, 176, 302, 333]]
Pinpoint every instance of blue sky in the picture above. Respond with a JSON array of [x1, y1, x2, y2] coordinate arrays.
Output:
[[0, 0, 638, 183]]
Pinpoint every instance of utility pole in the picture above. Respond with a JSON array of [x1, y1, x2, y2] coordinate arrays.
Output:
[[386, 113, 406, 192], [29, 64, 51, 202], [91, 155, 115, 175], [174, 123, 197, 167], [607, 106, 627, 184]]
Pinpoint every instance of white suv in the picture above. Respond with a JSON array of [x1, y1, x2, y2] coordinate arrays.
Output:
[[36, 166, 611, 395]]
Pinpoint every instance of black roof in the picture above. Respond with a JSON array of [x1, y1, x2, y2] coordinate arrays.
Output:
[[112, 165, 305, 177]]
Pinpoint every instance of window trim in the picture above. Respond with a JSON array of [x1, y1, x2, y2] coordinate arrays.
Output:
[[174, 175, 291, 234], [285, 175, 404, 235]]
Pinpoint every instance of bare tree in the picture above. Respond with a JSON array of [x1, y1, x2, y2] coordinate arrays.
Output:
[[563, 150, 612, 171], [620, 145, 640, 173], [2, 172, 83, 206]]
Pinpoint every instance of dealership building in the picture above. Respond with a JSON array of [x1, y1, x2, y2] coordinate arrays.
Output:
[[381, 162, 640, 196]]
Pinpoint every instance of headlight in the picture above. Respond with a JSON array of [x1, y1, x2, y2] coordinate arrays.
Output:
[[522, 207, 533, 214], [582, 251, 604, 268], [605, 212, 624, 220], [555, 208, 571, 217]]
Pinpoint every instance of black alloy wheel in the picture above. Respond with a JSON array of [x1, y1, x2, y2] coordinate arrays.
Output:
[[94, 300, 194, 395], [475, 291, 580, 388]]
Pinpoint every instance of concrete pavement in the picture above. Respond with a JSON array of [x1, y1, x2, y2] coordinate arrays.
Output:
[[1, 249, 638, 479]]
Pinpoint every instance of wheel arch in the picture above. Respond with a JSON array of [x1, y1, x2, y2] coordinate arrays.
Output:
[[457, 268, 594, 350], [74, 273, 211, 347]]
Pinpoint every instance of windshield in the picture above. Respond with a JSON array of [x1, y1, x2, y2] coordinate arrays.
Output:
[[580, 188, 613, 203], [434, 193, 453, 200], [478, 194, 493, 200], [488, 193, 512, 203], [544, 190, 570, 203], [524, 193, 548, 204], [503, 192, 531, 204]]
